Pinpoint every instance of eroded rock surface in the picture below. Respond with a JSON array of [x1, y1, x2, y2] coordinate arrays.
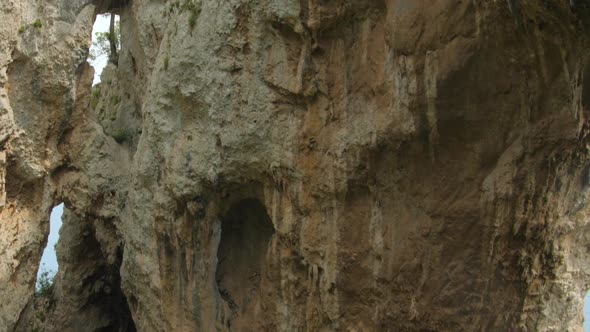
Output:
[[2, 0, 590, 331]]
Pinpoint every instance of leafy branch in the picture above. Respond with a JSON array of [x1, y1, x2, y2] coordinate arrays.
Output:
[[89, 14, 121, 66]]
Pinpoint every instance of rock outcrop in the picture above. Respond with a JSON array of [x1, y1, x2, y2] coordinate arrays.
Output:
[[2, 0, 590, 331]]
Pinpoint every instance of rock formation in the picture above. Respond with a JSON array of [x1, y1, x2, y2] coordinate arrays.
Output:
[[2, 0, 590, 331]]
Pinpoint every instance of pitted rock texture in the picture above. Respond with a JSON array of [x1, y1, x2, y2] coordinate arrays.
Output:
[[2, 0, 590, 331]]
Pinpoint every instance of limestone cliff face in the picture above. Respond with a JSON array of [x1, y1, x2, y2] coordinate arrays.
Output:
[[2, 0, 590, 331]]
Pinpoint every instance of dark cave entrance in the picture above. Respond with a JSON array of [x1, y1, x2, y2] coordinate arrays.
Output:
[[94, 246, 137, 332], [61, 212, 137, 332], [54, 209, 136, 331], [216, 199, 275, 312], [63, 212, 136, 332], [20, 205, 136, 332]]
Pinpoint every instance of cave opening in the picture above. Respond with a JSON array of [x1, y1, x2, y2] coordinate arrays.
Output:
[[35, 203, 63, 292], [94, 245, 137, 332], [216, 198, 275, 313], [31, 202, 136, 331], [59, 211, 137, 331]]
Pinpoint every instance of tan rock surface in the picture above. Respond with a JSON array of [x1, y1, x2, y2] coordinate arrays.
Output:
[[2, 0, 590, 331]]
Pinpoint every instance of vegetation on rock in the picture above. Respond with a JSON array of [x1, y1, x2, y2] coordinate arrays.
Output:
[[35, 268, 54, 299], [89, 14, 120, 65], [32, 19, 42, 29], [112, 127, 132, 143]]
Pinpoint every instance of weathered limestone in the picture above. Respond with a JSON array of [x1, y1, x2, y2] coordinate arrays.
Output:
[[2, 0, 590, 331]]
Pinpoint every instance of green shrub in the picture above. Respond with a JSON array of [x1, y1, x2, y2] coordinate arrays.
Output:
[[90, 86, 101, 109], [36, 311, 46, 322], [181, 0, 192, 11], [182, 0, 201, 30], [112, 128, 132, 143], [110, 95, 121, 105], [92, 86, 101, 98], [35, 269, 54, 298], [164, 56, 169, 70], [188, 11, 198, 29], [33, 19, 42, 29], [18, 26, 25, 34]]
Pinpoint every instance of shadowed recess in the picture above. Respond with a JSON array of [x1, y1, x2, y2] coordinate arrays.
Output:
[[216, 199, 275, 314]]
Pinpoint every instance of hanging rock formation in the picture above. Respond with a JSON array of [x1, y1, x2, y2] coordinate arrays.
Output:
[[2, 0, 590, 331]]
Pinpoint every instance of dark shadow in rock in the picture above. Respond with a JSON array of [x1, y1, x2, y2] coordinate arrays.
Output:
[[216, 199, 275, 315]]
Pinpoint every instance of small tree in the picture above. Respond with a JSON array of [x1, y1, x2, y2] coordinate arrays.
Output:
[[89, 14, 121, 66], [35, 268, 55, 298]]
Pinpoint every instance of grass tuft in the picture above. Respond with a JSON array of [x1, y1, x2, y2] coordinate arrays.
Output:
[[33, 19, 42, 29]]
